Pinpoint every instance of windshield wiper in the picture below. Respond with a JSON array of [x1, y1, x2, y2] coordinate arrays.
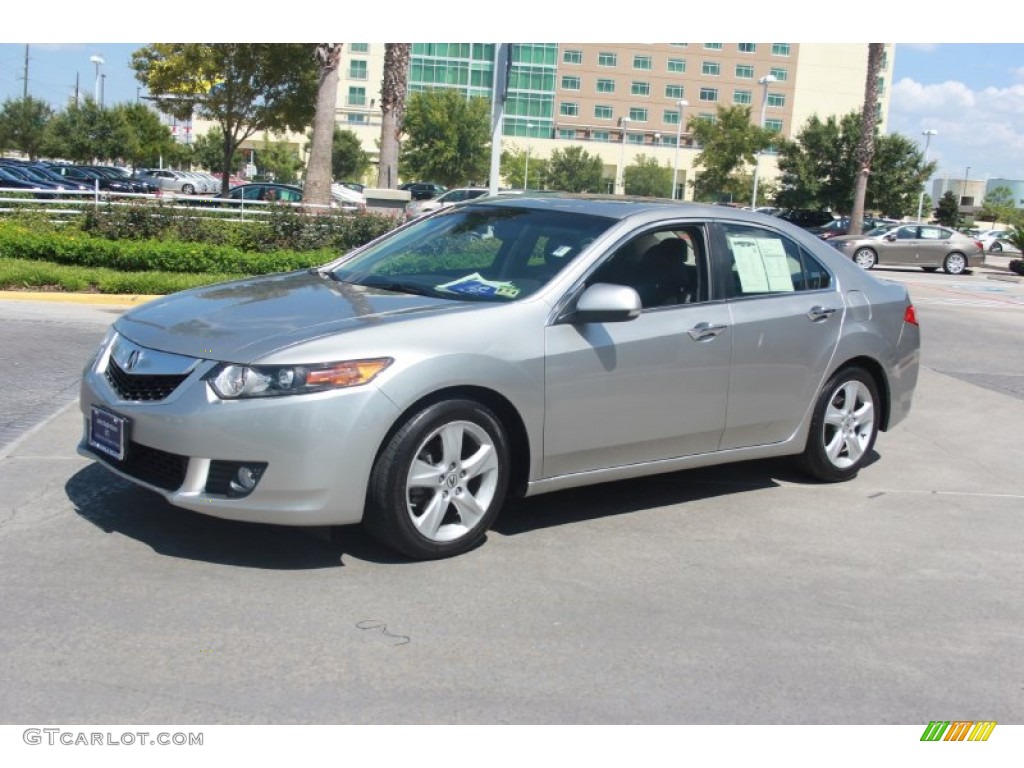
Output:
[[359, 278, 439, 298]]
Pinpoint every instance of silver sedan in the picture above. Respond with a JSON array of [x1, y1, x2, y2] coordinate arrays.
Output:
[[79, 199, 920, 560], [829, 223, 984, 274]]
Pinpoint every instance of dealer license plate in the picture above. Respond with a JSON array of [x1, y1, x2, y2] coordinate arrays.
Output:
[[89, 406, 128, 461]]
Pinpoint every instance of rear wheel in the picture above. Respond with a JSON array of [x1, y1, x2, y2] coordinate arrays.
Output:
[[364, 399, 510, 560], [943, 252, 967, 275], [852, 247, 877, 270], [798, 366, 879, 483], [990, 241, 1003, 253], [181, 183, 195, 195]]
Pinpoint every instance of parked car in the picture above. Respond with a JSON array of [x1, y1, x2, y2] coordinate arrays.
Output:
[[977, 229, 1021, 254], [91, 166, 158, 195], [405, 186, 490, 219], [134, 169, 202, 194], [46, 165, 141, 195], [78, 196, 920, 560], [399, 181, 447, 200], [829, 223, 984, 274], [0, 164, 63, 195], [0, 160, 92, 192], [774, 209, 837, 230], [225, 183, 304, 204]]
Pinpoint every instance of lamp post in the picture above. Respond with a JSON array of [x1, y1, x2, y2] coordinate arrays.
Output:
[[750, 73, 777, 209], [89, 55, 104, 104], [617, 117, 632, 195], [524, 122, 535, 190], [672, 99, 689, 200], [961, 166, 971, 205], [916, 129, 937, 222]]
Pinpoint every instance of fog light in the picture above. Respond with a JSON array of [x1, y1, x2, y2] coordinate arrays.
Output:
[[230, 466, 260, 494]]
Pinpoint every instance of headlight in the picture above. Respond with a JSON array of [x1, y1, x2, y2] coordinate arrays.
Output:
[[205, 358, 393, 399]]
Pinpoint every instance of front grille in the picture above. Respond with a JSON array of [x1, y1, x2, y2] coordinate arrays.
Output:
[[97, 441, 188, 492], [106, 358, 189, 401]]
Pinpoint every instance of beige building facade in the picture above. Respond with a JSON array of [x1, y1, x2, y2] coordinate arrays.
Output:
[[211, 42, 895, 200]]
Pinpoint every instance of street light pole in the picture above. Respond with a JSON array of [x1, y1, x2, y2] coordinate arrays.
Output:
[[750, 73, 777, 209], [89, 55, 104, 104], [617, 116, 632, 195], [916, 129, 937, 222], [672, 99, 688, 200], [524, 122, 535, 190]]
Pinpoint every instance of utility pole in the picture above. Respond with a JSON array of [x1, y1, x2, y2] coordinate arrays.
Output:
[[22, 44, 30, 99]]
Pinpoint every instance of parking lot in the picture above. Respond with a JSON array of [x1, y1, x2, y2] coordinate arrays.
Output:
[[0, 261, 1022, 726]]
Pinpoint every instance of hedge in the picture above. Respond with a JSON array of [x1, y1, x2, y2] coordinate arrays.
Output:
[[0, 257, 244, 294]]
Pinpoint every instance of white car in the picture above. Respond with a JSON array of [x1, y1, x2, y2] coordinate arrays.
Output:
[[406, 187, 491, 220], [977, 229, 1021, 254], [330, 183, 366, 211]]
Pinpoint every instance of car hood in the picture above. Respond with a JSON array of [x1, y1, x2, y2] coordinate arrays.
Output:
[[115, 270, 489, 363]]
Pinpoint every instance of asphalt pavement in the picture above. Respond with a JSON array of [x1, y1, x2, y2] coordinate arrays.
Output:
[[0, 265, 1021, 726]]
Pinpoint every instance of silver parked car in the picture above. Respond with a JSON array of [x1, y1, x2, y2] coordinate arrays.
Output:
[[79, 197, 920, 560], [829, 223, 984, 274]]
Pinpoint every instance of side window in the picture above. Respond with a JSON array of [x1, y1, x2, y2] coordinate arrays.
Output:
[[919, 227, 946, 240], [279, 188, 301, 202], [589, 226, 708, 309], [896, 226, 917, 240], [721, 223, 830, 297]]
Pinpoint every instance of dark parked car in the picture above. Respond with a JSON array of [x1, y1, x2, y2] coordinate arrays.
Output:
[[0, 165, 63, 195], [399, 182, 447, 200], [45, 165, 143, 195], [225, 183, 304, 204], [774, 209, 837, 230]]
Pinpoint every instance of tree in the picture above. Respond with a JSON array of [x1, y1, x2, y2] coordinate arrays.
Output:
[[378, 43, 411, 188], [980, 186, 1016, 226], [775, 112, 934, 217], [500, 145, 547, 189], [254, 134, 304, 184], [0, 96, 53, 159], [324, 126, 371, 181], [545, 145, 605, 193], [935, 190, 961, 227], [192, 126, 235, 173], [624, 154, 673, 198], [305, 44, 343, 210], [132, 44, 318, 195], [400, 89, 491, 187], [848, 43, 885, 236], [689, 106, 772, 203], [111, 102, 177, 169], [43, 100, 132, 163]]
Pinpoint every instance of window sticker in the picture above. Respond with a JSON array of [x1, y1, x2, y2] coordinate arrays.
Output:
[[728, 234, 794, 293], [436, 273, 521, 299]]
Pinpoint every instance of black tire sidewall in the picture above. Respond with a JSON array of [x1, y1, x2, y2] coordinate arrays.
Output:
[[944, 253, 966, 274], [366, 399, 510, 560], [854, 248, 876, 269], [799, 366, 880, 483]]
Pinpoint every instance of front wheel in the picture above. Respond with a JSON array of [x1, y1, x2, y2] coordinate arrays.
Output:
[[797, 366, 879, 483], [181, 183, 195, 195], [852, 247, 877, 270], [364, 399, 510, 560], [943, 252, 967, 275]]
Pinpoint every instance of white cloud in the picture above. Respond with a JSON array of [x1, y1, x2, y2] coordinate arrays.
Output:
[[889, 78, 1024, 180]]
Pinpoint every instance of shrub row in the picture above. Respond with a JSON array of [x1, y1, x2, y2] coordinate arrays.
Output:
[[0, 220, 346, 275]]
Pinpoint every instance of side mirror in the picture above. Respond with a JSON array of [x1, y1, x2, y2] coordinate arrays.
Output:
[[565, 283, 642, 324], [885, 234, 897, 242]]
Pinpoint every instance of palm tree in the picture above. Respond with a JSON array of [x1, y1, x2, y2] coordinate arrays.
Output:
[[305, 44, 343, 211], [377, 43, 411, 188], [848, 43, 885, 236]]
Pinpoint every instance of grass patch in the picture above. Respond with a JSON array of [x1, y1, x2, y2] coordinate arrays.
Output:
[[0, 257, 245, 295]]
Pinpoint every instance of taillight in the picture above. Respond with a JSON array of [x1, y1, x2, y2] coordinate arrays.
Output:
[[904, 304, 918, 326]]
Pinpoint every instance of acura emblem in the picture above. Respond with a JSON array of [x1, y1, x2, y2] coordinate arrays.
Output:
[[123, 349, 141, 371]]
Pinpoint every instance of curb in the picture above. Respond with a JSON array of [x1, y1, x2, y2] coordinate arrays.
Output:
[[0, 291, 162, 307]]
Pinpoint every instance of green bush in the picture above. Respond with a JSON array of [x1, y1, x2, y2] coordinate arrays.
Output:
[[0, 257, 243, 294]]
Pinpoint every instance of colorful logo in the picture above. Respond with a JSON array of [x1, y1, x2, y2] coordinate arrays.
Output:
[[920, 721, 996, 741]]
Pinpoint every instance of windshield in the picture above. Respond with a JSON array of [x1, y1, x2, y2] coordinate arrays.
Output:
[[329, 204, 615, 302]]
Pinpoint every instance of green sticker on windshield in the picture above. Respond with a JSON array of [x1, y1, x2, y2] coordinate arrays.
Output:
[[496, 284, 521, 298]]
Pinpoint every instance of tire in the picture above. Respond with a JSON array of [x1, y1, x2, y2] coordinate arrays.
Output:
[[921, 267, 938, 273], [181, 183, 195, 195], [797, 366, 879, 483], [943, 252, 967, 275], [852, 247, 877, 270], [364, 399, 510, 560], [990, 242, 1002, 253]]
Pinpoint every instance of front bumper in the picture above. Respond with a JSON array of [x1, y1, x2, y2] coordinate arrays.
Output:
[[78, 336, 400, 526]]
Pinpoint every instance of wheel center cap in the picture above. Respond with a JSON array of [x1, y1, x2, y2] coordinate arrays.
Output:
[[445, 472, 459, 489]]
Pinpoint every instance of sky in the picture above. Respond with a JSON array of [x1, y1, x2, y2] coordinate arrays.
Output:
[[2, 4, 1023, 185]]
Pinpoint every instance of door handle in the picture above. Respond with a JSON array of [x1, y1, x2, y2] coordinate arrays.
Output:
[[806, 306, 837, 322], [687, 322, 728, 341]]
